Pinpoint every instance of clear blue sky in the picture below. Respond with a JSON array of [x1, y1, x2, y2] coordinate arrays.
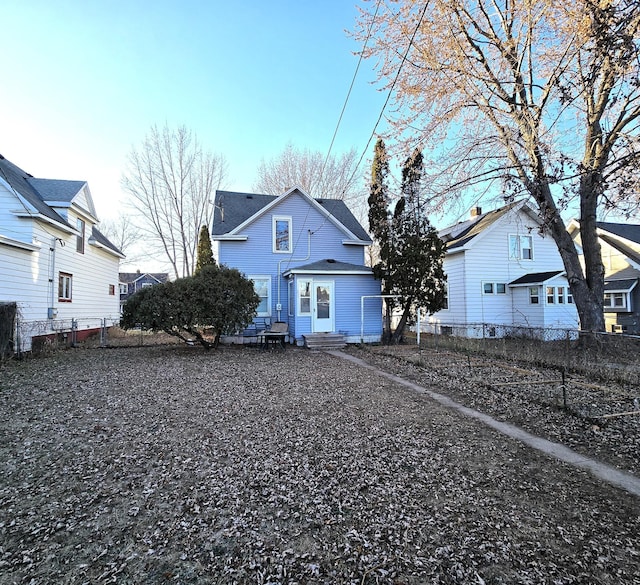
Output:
[[1, 0, 388, 221]]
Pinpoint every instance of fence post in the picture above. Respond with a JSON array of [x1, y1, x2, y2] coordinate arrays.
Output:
[[416, 308, 421, 346], [71, 318, 78, 347]]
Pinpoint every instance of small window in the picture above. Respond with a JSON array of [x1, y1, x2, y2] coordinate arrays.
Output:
[[604, 292, 627, 310], [58, 272, 72, 302], [547, 286, 555, 304], [298, 279, 311, 315], [76, 218, 85, 254], [119, 283, 128, 295], [557, 287, 565, 304], [529, 286, 539, 304], [273, 216, 291, 253], [496, 283, 506, 294], [251, 276, 271, 316], [483, 282, 494, 294], [568, 288, 574, 304], [109, 284, 115, 296], [141, 282, 154, 289]]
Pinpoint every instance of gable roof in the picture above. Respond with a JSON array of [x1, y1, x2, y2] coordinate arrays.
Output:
[[119, 272, 169, 284], [439, 200, 534, 250], [0, 154, 70, 227], [211, 188, 371, 243], [509, 270, 564, 286], [0, 153, 122, 256]]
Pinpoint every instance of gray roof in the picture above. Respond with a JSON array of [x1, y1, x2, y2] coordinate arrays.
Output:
[[91, 226, 124, 256], [509, 271, 563, 286], [211, 189, 371, 242], [604, 278, 638, 292], [0, 154, 68, 226], [440, 201, 523, 250], [597, 222, 640, 246], [283, 259, 373, 274], [119, 272, 169, 284], [28, 178, 86, 202], [0, 153, 120, 254]]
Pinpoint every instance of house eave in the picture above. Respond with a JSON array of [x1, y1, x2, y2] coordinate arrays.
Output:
[[284, 269, 374, 276], [12, 211, 75, 234], [89, 238, 126, 259], [212, 235, 248, 241], [0, 234, 40, 252], [342, 239, 371, 246]]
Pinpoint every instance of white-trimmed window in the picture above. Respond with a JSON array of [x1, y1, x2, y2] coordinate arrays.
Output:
[[509, 234, 533, 260], [496, 283, 506, 294], [251, 276, 271, 316], [119, 283, 128, 295], [58, 272, 72, 302], [529, 286, 539, 304], [483, 282, 494, 294], [273, 216, 292, 253], [604, 292, 628, 310], [76, 218, 85, 254], [546, 286, 555, 304], [298, 279, 312, 315]]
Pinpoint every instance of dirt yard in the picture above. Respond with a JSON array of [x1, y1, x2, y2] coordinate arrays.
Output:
[[1, 345, 639, 584]]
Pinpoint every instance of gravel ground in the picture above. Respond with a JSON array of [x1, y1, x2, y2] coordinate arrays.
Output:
[[1, 345, 639, 585]]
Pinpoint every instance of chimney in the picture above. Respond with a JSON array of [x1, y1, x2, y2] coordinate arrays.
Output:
[[470, 206, 482, 218]]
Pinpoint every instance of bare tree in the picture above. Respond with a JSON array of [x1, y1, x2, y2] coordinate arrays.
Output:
[[121, 124, 228, 278], [355, 0, 640, 333], [254, 142, 365, 204], [99, 213, 141, 262]]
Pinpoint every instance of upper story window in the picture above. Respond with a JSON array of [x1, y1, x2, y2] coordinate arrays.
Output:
[[273, 216, 292, 253], [509, 234, 533, 261], [76, 218, 86, 254], [119, 283, 128, 295]]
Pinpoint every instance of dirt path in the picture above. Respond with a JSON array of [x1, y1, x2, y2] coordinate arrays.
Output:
[[1, 346, 639, 584]]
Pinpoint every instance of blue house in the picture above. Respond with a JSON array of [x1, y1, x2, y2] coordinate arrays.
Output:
[[211, 187, 382, 346]]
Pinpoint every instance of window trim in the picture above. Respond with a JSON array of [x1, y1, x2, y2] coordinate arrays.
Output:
[[604, 292, 628, 311], [58, 272, 73, 302], [250, 275, 272, 317], [76, 218, 85, 254], [298, 278, 312, 316], [529, 286, 539, 305], [273, 215, 292, 254], [482, 282, 494, 295], [509, 234, 534, 261]]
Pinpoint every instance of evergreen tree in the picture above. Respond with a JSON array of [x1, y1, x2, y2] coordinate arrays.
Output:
[[195, 225, 215, 273], [368, 138, 393, 341], [388, 149, 446, 343]]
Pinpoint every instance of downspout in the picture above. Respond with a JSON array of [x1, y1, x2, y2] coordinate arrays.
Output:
[[48, 238, 57, 319], [277, 230, 311, 322]]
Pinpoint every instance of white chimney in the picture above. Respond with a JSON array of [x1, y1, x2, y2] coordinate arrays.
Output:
[[470, 206, 482, 218]]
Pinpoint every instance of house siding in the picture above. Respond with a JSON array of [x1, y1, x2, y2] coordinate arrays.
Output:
[[430, 204, 577, 336], [219, 192, 367, 324], [0, 178, 121, 351], [215, 189, 381, 343]]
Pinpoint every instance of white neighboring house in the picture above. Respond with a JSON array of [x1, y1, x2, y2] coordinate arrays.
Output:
[[428, 200, 579, 338], [0, 153, 124, 352], [568, 220, 640, 335]]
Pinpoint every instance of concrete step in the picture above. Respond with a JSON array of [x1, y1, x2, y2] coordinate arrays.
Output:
[[303, 333, 346, 350]]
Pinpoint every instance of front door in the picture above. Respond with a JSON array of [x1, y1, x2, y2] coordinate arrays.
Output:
[[312, 280, 334, 333]]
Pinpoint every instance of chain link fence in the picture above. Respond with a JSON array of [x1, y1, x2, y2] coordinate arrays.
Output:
[[406, 321, 640, 385]]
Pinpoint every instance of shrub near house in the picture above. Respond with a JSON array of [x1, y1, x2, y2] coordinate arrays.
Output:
[[121, 264, 259, 349]]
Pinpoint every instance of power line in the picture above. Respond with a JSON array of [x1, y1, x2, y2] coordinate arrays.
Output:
[[319, 0, 382, 185], [347, 1, 431, 189]]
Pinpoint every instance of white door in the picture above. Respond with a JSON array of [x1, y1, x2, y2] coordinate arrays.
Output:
[[312, 280, 334, 333]]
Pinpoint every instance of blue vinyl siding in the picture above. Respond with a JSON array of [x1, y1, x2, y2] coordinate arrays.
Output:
[[217, 191, 381, 340]]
